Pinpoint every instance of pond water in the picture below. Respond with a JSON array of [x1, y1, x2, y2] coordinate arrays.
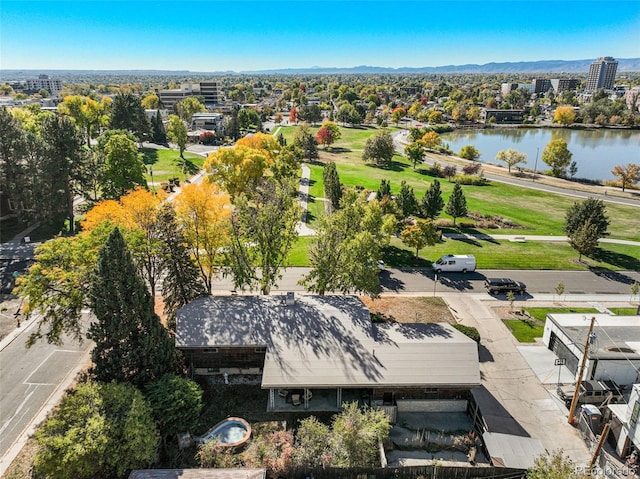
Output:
[[440, 128, 640, 182]]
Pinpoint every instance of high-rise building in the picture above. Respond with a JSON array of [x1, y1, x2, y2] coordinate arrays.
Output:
[[586, 57, 618, 91], [157, 80, 222, 111]]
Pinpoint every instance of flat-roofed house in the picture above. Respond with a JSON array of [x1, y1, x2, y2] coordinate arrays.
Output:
[[176, 295, 480, 416]]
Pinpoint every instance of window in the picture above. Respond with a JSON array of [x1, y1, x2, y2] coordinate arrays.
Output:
[[631, 401, 640, 427], [255, 347, 267, 353], [203, 348, 218, 353]]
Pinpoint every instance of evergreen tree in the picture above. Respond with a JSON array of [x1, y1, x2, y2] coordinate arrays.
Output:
[[395, 180, 418, 218], [110, 92, 150, 141], [323, 161, 342, 210], [39, 114, 88, 233], [421, 179, 445, 219], [376, 179, 391, 200], [156, 204, 208, 330], [88, 227, 179, 387], [292, 125, 318, 161], [151, 109, 167, 144], [445, 183, 468, 225]]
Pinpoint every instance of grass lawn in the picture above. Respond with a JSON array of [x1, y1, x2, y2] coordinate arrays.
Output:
[[523, 307, 600, 322], [282, 125, 640, 241], [140, 148, 205, 184], [503, 319, 545, 343], [609, 307, 640, 315]]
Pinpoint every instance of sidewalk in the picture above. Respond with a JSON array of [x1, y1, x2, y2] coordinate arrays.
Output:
[[444, 294, 591, 464]]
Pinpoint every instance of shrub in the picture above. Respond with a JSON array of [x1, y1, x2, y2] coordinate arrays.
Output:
[[462, 162, 482, 175], [453, 174, 488, 186], [453, 324, 481, 343], [434, 218, 455, 228]]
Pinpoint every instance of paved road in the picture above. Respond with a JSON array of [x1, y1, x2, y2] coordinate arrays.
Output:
[[210, 267, 640, 297], [0, 315, 93, 475], [391, 130, 640, 208]]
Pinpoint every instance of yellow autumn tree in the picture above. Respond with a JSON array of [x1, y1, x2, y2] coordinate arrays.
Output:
[[553, 105, 576, 126], [235, 132, 280, 161], [204, 146, 269, 199], [420, 131, 441, 150], [81, 187, 167, 298], [174, 182, 231, 292]]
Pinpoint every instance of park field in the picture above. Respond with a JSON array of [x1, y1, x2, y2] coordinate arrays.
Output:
[[279, 125, 640, 241], [279, 124, 639, 270]]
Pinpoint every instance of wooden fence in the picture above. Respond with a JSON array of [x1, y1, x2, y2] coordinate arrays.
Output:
[[287, 465, 526, 479]]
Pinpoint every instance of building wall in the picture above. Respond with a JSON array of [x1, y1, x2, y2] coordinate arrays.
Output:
[[182, 346, 266, 374]]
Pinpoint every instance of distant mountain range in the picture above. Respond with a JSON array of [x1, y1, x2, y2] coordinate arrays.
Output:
[[243, 58, 640, 74], [3, 58, 640, 77]]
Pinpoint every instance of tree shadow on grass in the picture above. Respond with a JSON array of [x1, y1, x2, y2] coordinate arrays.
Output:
[[381, 246, 431, 267], [589, 248, 640, 273], [364, 160, 406, 173], [140, 148, 159, 166], [173, 158, 201, 177], [327, 147, 352, 154]]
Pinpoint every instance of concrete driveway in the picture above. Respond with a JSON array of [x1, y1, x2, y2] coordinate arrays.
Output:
[[443, 293, 592, 464]]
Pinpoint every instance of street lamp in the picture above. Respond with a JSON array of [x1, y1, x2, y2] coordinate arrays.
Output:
[[149, 165, 155, 191], [532, 147, 539, 182]]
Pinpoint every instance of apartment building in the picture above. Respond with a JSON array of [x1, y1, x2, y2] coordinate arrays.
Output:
[[586, 56, 618, 91], [157, 80, 222, 111], [25, 75, 63, 96]]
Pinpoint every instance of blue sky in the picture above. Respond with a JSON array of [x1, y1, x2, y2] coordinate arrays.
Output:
[[1, 0, 639, 71]]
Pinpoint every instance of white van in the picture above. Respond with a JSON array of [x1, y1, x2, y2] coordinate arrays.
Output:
[[432, 254, 476, 273]]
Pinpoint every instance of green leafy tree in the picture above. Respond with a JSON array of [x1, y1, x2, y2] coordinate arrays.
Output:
[[420, 179, 445, 219], [445, 183, 468, 225], [292, 124, 318, 161], [167, 114, 188, 160], [336, 103, 362, 125], [88, 227, 179, 387], [34, 381, 158, 479], [527, 450, 590, 479], [144, 373, 203, 441], [110, 92, 150, 141], [0, 108, 48, 225], [297, 104, 323, 124], [98, 129, 146, 199], [227, 177, 301, 295], [400, 219, 439, 257], [495, 148, 527, 173], [156, 204, 208, 329], [565, 197, 609, 239], [330, 402, 391, 467], [323, 161, 342, 209], [16, 225, 111, 346], [458, 144, 481, 161], [362, 130, 394, 166], [237, 108, 262, 131], [568, 220, 601, 261], [395, 180, 418, 218], [293, 416, 331, 468], [542, 138, 572, 178], [405, 141, 425, 169], [301, 191, 392, 297], [177, 96, 206, 123]]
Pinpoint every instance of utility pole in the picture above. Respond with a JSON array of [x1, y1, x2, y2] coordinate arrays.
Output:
[[532, 147, 539, 182], [568, 316, 596, 424], [588, 422, 611, 471]]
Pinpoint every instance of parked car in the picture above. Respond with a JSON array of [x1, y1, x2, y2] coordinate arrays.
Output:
[[557, 380, 623, 408], [484, 277, 527, 295], [432, 254, 476, 273]]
